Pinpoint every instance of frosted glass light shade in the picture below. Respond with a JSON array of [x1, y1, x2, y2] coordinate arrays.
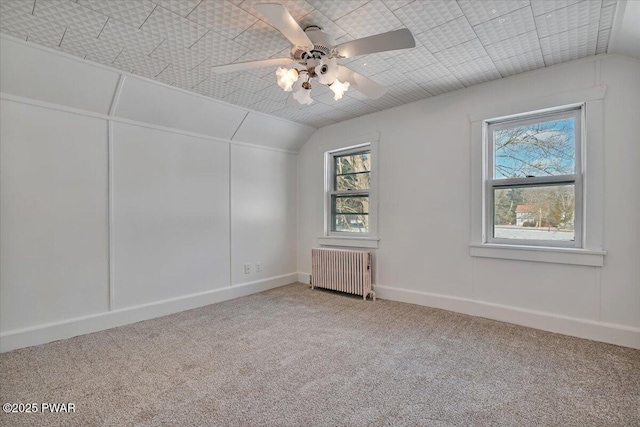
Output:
[[276, 67, 299, 91], [329, 79, 350, 100]]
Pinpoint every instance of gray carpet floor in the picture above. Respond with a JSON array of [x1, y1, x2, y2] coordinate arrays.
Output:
[[1, 283, 639, 426]]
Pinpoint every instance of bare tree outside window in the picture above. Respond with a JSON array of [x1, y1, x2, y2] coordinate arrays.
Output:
[[488, 108, 581, 245], [331, 150, 370, 233]]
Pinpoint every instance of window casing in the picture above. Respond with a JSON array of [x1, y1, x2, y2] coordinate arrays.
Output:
[[326, 144, 371, 236], [485, 105, 583, 248]]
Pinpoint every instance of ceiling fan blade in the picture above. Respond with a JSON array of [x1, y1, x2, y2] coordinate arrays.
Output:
[[334, 28, 415, 59], [211, 57, 296, 74], [254, 3, 314, 50], [337, 66, 387, 100]]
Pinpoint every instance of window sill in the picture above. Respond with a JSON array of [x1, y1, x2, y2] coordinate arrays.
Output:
[[318, 236, 379, 249], [469, 243, 605, 267]]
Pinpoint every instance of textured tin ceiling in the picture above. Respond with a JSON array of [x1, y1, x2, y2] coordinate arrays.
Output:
[[0, 0, 618, 128]]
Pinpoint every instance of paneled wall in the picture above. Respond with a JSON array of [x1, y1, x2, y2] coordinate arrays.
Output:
[[0, 36, 308, 351]]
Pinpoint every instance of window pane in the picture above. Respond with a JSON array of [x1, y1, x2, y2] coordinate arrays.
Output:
[[335, 151, 370, 176], [336, 172, 370, 190], [493, 184, 575, 241], [333, 214, 369, 233], [332, 195, 369, 233], [494, 117, 576, 179], [333, 195, 369, 214]]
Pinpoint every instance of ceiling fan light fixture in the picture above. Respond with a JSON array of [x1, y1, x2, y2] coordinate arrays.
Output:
[[329, 79, 350, 100], [276, 66, 299, 91]]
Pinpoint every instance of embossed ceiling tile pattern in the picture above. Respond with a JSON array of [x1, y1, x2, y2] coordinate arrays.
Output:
[[255, 84, 290, 102], [434, 38, 487, 68], [493, 48, 545, 76], [223, 88, 266, 108], [34, 0, 108, 38], [347, 55, 393, 76], [386, 80, 432, 104], [458, 0, 530, 25], [335, 0, 402, 38], [153, 0, 200, 18], [598, 4, 616, 30], [193, 74, 238, 98], [415, 16, 476, 53], [189, 30, 250, 66], [155, 65, 208, 89], [543, 48, 590, 66], [0, 0, 623, 128], [78, 0, 155, 28], [300, 101, 336, 116], [530, 0, 582, 17], [60, 28, 124, 64], [98, 18, 163, 54], [232, 20, 290, 58], [113, 47, 169, 78], [405, 61, 452, 85], [362, 93, 404, 110], [0, 0, 34, 15], [226, 72, 273, 93], [140, 6, 208, 48], [271, 105, 312, 121], [386, 47, 437, 72], [535, 0, 602, 38], [394, 0, 463, 35], [250, 98, 286, 114], [484, 30, 541, 60], [297, 9, 346, 40], [306, 0, 369, 21], [539, 21, 599, 58], [420, 74, 465, 96], [448, 55, 501, 87], [241, 0, 314, 21], [0, 7, 65, 48], [473, 6, 536, 45], [187, 0, 257, 40], [381, 0, 413, 12], [149, 40, 209, 71], [596, 29, 610, 54]]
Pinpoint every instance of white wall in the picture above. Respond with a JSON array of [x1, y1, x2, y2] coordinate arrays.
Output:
[[297, 54, 640, 348], [0, 101, 110, 331], [0, 36, 303, 351]]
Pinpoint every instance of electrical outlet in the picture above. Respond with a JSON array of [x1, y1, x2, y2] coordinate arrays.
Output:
[[244, 263, 251, 274], [256, 262, 261, 272]]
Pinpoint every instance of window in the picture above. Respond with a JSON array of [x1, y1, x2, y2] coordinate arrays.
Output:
[[327, 145, 371, 235], [486, 106, 583, 248]]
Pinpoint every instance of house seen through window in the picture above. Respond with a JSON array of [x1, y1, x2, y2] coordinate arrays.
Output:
[[486, 106, 583, 247]]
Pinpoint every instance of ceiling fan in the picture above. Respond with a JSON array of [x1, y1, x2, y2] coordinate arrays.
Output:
[[210, 2, 416, 105]]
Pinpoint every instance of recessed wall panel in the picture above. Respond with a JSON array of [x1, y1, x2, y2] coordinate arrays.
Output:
[[0, 100, 110, 331], [112, 122, 230, 308]]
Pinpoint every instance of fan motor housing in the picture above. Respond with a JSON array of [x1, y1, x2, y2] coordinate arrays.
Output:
[[291, 26, 336, 60]]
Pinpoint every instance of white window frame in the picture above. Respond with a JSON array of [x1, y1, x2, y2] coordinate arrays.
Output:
[[326, 143, 372, 236], [469, 86, 607, 267], [485, 106, 584, 248], [318, 134, 379, 249]]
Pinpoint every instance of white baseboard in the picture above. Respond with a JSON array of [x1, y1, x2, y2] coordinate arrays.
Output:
[[298, 272, 311, 284], [374, 285, 640, 350], [0, 273, 297, 353]]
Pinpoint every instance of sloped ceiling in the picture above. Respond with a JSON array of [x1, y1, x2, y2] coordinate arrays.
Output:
[[0, 0, 622, 128]]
